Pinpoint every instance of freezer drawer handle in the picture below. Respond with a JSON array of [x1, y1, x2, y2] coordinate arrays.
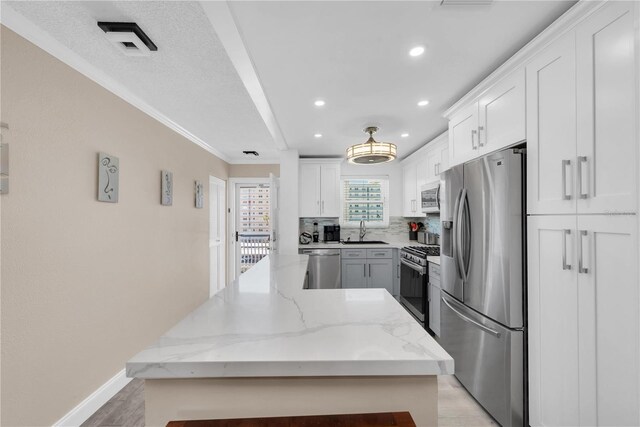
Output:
[[441, 296, 501, 338]]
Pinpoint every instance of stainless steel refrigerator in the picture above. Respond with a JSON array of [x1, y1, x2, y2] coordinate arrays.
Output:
[[439, 146, 526, 427]]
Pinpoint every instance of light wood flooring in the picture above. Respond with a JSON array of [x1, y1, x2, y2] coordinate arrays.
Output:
[[82, 375, 497, 427]]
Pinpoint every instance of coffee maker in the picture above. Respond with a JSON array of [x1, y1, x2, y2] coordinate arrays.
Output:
[[323, 225, 340, 242]]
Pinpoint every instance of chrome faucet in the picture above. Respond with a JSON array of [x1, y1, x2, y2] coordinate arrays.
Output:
[[359, 220, 367, 242]]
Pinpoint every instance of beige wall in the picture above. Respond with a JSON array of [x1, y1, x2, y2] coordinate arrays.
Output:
[[229, 163, 279, 178], [0, 27, 229, 426]]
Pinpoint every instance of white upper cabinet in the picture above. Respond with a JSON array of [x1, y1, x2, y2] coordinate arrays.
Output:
[[401, 132, 448, 217], [299, 160, 341, 217], [319, 163, 340, 217], [528, 1, 637, 216], [447, 70, 525, 168], [402, 160, 425, 217], [576, 1, 637, 214], [526, 33, 577, 215], [425, 133, 449, 183], [448, 103, 479, 168], [477, 69, 525, 154], [299, 162, 321, 217]]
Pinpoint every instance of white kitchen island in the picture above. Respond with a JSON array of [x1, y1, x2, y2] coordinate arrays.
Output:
[[127, 254, 453, 426]]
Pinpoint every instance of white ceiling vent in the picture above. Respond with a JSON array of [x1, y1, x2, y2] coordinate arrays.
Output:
[[97, 22, 157, 57], [440, 0, 493, 5]]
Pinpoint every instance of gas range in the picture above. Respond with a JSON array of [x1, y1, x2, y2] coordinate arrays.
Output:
[[400, 245, 440, 268]]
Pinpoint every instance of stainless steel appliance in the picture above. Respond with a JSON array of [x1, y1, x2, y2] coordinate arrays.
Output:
[[298, 248, 341, 289], [323, 225, 340, 242], [399, 245, 440, 330], [417, 231, 439, 245], [420, 182, 440, 213], [439, 147, 526, 427]]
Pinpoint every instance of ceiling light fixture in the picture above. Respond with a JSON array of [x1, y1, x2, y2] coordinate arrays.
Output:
[[314, 133, 323, 138], [401, 133, 409, 138], [314, 100, 326, 107], [409, 46, 425, 57], [346, 127, 397, 165], [417, 100, 430, 106]]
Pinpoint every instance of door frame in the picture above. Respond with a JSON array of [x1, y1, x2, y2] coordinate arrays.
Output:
[[227, 177, 270, 282], [209, 176, 227, 298]]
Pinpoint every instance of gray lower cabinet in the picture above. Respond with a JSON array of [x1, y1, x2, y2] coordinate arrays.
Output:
[[367, 259, 394, 294], [341, 259, 368, 289], [341, 249, 394, 294], [428, 263, 441, 336]]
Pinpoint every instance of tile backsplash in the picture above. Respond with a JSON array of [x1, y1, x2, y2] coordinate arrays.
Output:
[[299, 215, 441, 242]]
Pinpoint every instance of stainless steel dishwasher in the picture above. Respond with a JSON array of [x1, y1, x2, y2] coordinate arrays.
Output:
[[298, 248, 341, 289]]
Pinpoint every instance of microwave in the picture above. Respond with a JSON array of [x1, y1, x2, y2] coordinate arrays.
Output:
[[420, 182, 440, 213]]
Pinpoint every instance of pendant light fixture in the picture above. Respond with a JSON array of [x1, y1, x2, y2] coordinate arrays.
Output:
[[346, 126, 397, 164]]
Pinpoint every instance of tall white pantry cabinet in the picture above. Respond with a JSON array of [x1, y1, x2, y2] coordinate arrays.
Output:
[[527, 2, 639, 427]]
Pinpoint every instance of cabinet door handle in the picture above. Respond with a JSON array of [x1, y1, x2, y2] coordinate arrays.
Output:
[[369, 264, 371, 277], [411, 199, 416, 212], [321, 200, 325, 214], [471, 129, 478, 150], [364, 264, 366, 277], [577, 156, 588, 199], [433, 164, 437, 176], [578, 230, 589, 274], [478, 126, 485, 147], [562, 160, 572, 200], [562, 229, 572, 270]]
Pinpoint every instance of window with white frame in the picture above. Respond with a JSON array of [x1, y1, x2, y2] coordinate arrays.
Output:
[[340, 176, 389, 228]]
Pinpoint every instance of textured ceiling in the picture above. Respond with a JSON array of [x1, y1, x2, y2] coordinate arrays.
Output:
[[5, 1, 577, 163], [5, 1, 279, 163], [228, 0, 576, 159]]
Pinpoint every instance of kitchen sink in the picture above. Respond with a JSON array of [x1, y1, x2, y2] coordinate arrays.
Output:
[[342, 240, 388, 245]]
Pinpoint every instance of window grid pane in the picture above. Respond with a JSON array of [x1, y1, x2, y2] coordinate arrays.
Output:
[[343, 179, 385, 223]]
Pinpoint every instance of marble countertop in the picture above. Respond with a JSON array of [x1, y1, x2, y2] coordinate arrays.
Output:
[[127, 254, 453, 379]]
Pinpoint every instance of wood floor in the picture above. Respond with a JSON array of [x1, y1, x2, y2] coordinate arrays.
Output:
[[82, 375, 497, 427]]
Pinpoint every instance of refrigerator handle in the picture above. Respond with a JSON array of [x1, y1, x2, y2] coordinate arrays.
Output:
[[456, 189, 469, 282], [436, 183, 441, 211], [452, 189, 463, 279], [442, 295, 500, 338]]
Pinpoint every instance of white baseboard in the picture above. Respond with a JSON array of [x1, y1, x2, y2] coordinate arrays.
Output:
[[52, 369, 132, 427]]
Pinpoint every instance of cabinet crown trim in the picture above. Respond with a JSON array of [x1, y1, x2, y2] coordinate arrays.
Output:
[[443, 1, 604, 119]]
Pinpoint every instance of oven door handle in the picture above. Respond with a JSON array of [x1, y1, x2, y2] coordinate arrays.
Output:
[[441, 296, 500, 338], [400, 257, 425, 274]]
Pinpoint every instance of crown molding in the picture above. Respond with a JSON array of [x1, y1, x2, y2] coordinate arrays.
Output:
[[443, 0, 605, 119], [0, 4, 231, 163]]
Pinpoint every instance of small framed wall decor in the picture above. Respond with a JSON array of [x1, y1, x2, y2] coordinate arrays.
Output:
[[98, 152, 119, 203], [195, 180, 204, 208], [161, 170, 173, 206]]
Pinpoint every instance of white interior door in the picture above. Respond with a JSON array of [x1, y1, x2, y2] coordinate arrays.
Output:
[[234, 181, 271, 277], [209, 176, 226, 297]]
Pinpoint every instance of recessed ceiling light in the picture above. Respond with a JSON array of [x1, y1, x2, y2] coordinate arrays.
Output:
[[401, 133, 409, 138], [409, 46, 425, 57], [314, 100, 325, 107], [417, 100, 430, 107], [314, 133, 323, 138]]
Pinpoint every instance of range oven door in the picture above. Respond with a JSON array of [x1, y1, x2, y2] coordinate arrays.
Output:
[[399, 258, 427, 324]]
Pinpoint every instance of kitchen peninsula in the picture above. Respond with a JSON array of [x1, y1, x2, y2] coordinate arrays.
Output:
[[127, 254, 453, 425]]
